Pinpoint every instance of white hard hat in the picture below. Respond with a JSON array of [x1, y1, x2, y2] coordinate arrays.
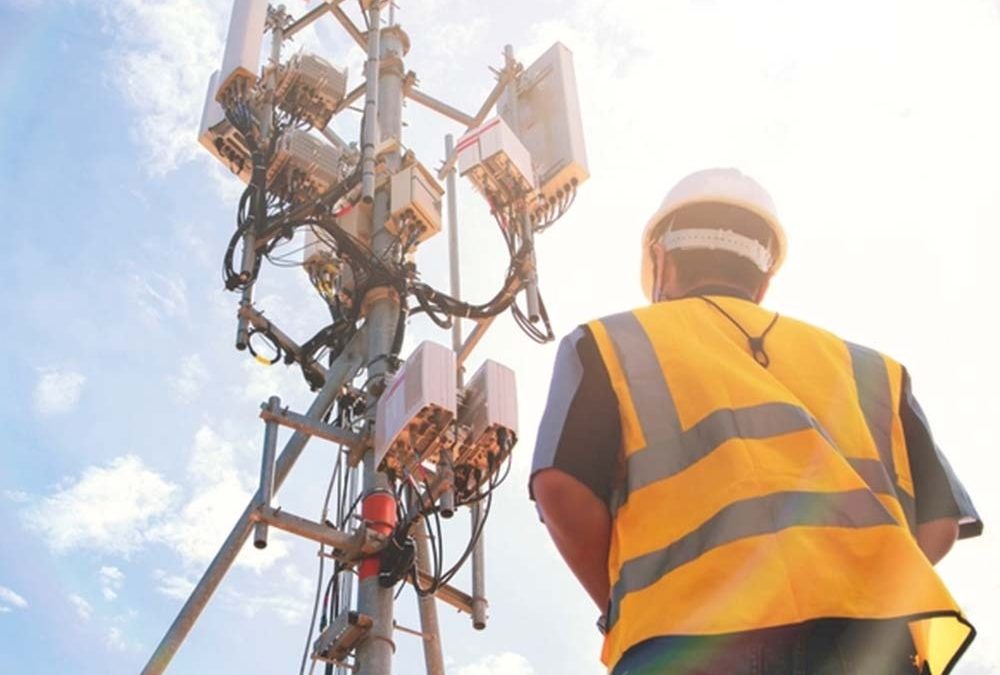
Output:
[[640, 168, 787, 301]]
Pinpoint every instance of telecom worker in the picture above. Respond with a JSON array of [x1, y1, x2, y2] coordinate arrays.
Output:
[[529, 168, 982, 675]]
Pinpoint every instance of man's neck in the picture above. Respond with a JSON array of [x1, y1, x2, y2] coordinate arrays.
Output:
[[680, 284, 755, 302]]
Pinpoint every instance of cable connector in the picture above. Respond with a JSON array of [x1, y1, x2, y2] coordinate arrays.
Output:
[[378, 527, 415, 588]]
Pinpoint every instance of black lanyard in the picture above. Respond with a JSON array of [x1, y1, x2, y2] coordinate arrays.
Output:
[[698, 296, 781, 368]]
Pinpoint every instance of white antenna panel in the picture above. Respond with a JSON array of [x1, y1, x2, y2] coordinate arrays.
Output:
[[198, 70, 225, 143], [374, 341, 457, 471], [456, 117, 535, 203], [276, 52, 349, 130], [268, 129, 343, 203], [499, 42, 589, 202], [198, 69, 253, 182], [455, 360, 518, 473], [218, 0, 269, 98]]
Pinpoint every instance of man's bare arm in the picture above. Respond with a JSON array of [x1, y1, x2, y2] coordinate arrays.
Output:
[[916, 517, 959, 565], [533, 468, 612, 612]]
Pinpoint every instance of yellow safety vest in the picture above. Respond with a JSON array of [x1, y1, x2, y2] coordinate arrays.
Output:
[[588, 296, 974, 674]]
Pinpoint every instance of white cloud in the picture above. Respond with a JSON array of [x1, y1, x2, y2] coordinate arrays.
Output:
[[129, 272, 189, 323], [24, 455, 177, 555], [168, 353, 209, 403], [3, 490, 30, 503], [150, 425, 289, 572], [152, 569, 196, 601], [155, 565, 313, 627], [239, 357, 304, 403], [105, 626, 127, 652], [34, 367, 86, 415], [206, 160, 248, 203], [228, 591, 309, 625], [99, 566, 125, 602], [457, 652, 535, 675], [154, 565, 314, 626], [0, 586, 28, 613], [281, 564, 314, 598], [226, 565, 316, 625], [69, 593, 93, 621], [94, 0, 231, 175], [66, 592, 136, 652], [23, 424, 287, 575], [172, 220, 214, 267]]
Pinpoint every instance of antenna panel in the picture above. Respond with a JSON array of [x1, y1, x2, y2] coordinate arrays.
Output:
[[454, 360, 517, 496], [276, 53, 348, 130], [456, 117, 535, 203], [499, 42, 589, 202], [268, 129, 343, 203], [218, 0, 269, 98], [198, 70, 253, 182], [374, 341, 457, 471]]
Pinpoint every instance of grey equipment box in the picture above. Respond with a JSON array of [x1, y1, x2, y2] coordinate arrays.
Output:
[[499, 42, 589, 203]]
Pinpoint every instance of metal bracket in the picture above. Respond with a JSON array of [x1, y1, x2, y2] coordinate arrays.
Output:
[[239, 304, 329, 385], [435, 59, 521, 181], [313, 611, 374, 664], [410, 571, 473, 614], [258, 404, 364, 451], [407, 87, 476, 128], [253, 506, 388, 561]]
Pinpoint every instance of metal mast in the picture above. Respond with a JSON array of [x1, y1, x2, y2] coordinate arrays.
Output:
[[356, 7, 401, 673], [149, 0, 587, 671]]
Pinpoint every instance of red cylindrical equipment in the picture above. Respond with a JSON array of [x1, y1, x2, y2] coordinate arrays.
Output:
[[359, 489, 397, 580]]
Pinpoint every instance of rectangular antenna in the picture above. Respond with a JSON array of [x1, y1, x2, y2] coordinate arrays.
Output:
[[218, 0, 269, 97], [499, 42, 589, 202]]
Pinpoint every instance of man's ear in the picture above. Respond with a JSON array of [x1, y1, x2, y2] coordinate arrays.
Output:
[[651, 243, 667, 302], [754, 275, 771, 303]]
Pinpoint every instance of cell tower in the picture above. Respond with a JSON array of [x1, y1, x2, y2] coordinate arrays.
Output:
[[144, 1, 587, 673]]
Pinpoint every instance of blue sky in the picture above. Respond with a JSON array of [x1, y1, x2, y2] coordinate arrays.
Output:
[[1, 1, 999, 674]]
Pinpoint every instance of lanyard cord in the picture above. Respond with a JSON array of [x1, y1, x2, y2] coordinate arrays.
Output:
[[698, 296, 781, 368]]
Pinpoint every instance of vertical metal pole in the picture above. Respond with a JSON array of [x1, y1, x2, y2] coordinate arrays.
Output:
[[142, 327, 368, 675], [355, 7, 403, 675], [519, 209, 541, 322], [437, 449, 455, 519], [502, 46, 521, 137], [445, 134, 462, 355], [470, 504, 488, 630], [360, 5, 382, 203], [334, 464, 360, 675], [440, 134, 460, 520], [236, 18, 284, 349], [410, 132, 460, 671], [445, 132, 488, 631], [502, 45, 540, 323], [235, 239, 257, 350], [409, 493, 446, 675], [254, 396, 281, 549]]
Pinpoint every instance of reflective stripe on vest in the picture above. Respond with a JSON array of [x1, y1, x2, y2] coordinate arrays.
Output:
[[608, 488, 897, 626], [847, 341, 918, 532]]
